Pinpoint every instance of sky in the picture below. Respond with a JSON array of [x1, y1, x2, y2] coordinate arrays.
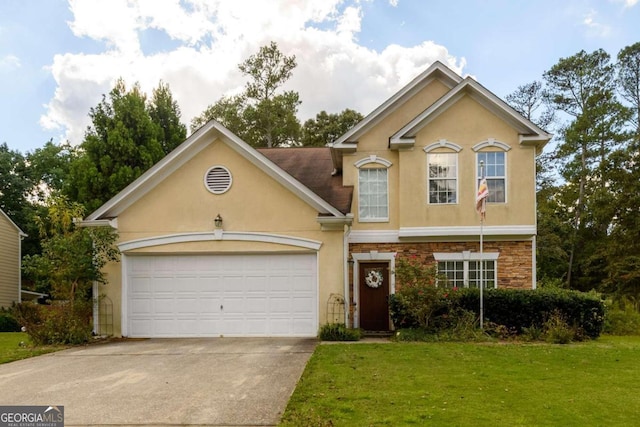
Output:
[[1, 0, 639, 154]]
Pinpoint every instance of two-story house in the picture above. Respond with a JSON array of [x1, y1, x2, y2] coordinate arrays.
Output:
[[84, 61, 550, 337]]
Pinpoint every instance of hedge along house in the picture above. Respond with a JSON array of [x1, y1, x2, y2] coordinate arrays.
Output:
[[83, 61, 550, 337]]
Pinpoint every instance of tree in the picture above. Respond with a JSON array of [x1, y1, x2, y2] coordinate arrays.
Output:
[[66, 80, 169, 212], [149, 81, 187, 153], [544, 49, 630, 290], [19, 196, 118, 344], [190, 95, 247, 133], [0, 143, 31, 224], [598, 42, 640, 302], [617, 42, 640, 136], [22, 196, 119, 300], [192, 42, 302, 147], [505, 80, 555, 130], [301, 109, 364, 146], [25, 140, 75, 202]]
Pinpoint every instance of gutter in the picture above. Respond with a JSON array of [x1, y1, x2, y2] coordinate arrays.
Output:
[[75, 218, 118, 229]]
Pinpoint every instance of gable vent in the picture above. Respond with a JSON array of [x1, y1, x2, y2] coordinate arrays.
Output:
[[204, 166, 232, 194]]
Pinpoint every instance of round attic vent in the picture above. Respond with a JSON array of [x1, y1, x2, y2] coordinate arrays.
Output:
[[204, 166, 232, 194]]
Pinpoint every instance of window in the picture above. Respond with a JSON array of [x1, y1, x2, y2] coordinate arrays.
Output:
[[428, 153, 457, 204], [434, 251, 499, 289], [437, 260, 464, 288], [477, 151, 505, 203], [468, 261, 496, 288], [358, 168, 388, 221]]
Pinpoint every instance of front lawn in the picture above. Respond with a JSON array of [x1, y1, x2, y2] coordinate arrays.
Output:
[[281, 336, 640, 426], [0, 332, 66, 364]]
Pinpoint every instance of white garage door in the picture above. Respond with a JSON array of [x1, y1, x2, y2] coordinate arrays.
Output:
[[126, 253, 317, 337]]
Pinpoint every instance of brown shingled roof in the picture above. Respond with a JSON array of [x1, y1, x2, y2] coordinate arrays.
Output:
[[257, 147, 353, 215]]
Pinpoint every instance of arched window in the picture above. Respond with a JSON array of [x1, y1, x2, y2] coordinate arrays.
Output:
[[473, 139, 510, 203], [424, 140, 462, 205], [355, 155, 392, 222]]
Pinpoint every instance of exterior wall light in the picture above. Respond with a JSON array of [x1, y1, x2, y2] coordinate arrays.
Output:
[[214, 214, 223, 228]]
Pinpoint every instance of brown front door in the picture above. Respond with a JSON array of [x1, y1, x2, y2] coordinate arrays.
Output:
[[359, 262, 390, 331]]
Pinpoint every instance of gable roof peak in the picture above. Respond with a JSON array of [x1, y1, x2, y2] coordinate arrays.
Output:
[[86, 120, 347, 221], [331, 61, 463, 150], [389, 75, 552, 152]]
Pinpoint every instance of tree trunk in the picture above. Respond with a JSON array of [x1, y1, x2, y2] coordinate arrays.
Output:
[[567, 142, 588, 287]]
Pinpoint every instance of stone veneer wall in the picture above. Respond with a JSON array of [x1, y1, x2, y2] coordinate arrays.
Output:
[[350, 240, 533, 290]]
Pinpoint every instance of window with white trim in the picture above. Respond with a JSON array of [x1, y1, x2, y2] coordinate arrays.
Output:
[[477, 151, 506, 203], [437, 260, 464, 288], [428, 152, 457, 204], [358, 168, 388, 221], [434, 252, 498, 289]]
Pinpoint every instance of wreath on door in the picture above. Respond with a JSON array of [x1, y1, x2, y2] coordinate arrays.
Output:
[[365, 269, 384, 289]]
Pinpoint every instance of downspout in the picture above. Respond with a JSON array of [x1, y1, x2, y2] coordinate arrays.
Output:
[[18, 232, 26, 303], [343, 217, 353, 327], [532, 149, 538, 290]]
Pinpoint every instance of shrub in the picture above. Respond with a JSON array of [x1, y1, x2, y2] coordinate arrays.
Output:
[[0, 309, 21, 332], [604, 303, 640, 335], [454, 287, 605, 339], [13, 301, 92, 345], [390, 286, 606, 340], [391, 257, 452, 330], [543, 310, 575, 344], [318, 323, 361, 341]]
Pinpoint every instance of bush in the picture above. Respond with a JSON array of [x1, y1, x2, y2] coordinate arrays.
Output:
[[13, 301, 92, 345], [318, 323, 361, 341], [0, 309, 21, 332], [604, 303, 640, 335], [543, 309, 576, 344], [454, 288, 605, 339], [390, 287, 606, 340], [391, 257, 453, 330]]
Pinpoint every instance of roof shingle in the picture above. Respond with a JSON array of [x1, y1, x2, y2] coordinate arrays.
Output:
[[257, 147, 353, 215]]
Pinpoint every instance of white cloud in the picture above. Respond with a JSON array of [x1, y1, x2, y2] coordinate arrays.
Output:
[[0, 54, 21, 70], [611, 0, 638, 8], [582, 10, 611, 37], [42, 0, 466, 145]]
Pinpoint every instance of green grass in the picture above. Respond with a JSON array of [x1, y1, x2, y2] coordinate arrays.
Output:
[[0, 332, 66, 364], [281, 336, 640, 426]]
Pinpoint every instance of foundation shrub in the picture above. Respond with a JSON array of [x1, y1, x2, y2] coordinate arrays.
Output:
[[318, 323, 361, 341], [13, 301, 92, 345], [390, 284, 605, 339], [453, 288, 605, 339]]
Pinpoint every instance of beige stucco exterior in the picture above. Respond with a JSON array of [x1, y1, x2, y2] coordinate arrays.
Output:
[[346, 82, 537, 231], [0, 209, 23, 308], [89, 61, 550, 336], [98, 136, 345, 336]]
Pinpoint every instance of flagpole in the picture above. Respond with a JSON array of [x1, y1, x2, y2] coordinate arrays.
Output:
[[479, 161, 485, 331]]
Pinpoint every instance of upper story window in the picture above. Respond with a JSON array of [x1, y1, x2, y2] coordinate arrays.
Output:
[[427, 153, 458, 204], [355, 155, 392, 222], [473, 140, 510, 204], [358, 168, 388, 221], [477, 151, 506, 203], [424, 140, 462, 205]]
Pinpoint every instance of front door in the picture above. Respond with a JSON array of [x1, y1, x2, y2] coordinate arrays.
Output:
[[359, 262, 390, 331]]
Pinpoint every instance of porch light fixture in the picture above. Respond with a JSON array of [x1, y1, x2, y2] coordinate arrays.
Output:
[[214, 214, 223, 228]]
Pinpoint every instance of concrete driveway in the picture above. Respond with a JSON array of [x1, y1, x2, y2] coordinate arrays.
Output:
[[0, 337, 316, 426]]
